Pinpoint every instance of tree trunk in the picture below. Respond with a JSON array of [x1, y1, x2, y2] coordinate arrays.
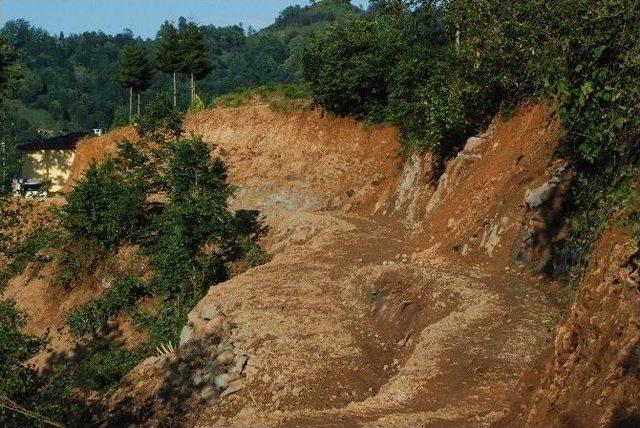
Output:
[[173, 72, 177, 108], [137, 92, 141, 116], [129, 87, 133, 122], [191, 73, 195, 104]]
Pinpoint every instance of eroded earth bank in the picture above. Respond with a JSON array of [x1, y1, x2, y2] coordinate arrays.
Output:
[[11, 103, 639, 427]]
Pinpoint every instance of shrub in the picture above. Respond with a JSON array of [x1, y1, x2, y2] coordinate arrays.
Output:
[[66, 276, 147, 337], [1, 228, 59, 286], [62, 160, 147, 249], [135, 92, 184, 139], [242, 241, 271, 269], [303, 14, 406, 120], [75, 347, 140, 392], [0, 298, 79, 426], [132, 297, 196, 348], [53, 238, 105, 290], [111, 105, 129, 129], [188, 94, 205, 113]]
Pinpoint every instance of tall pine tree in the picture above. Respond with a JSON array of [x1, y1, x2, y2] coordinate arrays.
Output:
[[179, 22, 212, 105], [155, 21, 182, 108], [116, 43, 153, 121]]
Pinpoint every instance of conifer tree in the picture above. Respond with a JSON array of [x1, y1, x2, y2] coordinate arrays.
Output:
[[179, 22, 212, 104], [155, 21, 182, 108], [117, 43, 153, 121]]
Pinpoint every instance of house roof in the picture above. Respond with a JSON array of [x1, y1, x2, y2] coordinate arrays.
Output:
[[17, 131, 89, 151]]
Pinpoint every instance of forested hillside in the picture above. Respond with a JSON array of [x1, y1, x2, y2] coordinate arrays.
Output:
[[0, 0, 360, 142]]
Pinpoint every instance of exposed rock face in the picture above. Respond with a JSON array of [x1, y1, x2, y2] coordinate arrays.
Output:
[[507, 229, 640, 427]]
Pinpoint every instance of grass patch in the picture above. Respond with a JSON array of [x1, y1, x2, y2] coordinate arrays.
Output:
[[211, 83, 312, 111]]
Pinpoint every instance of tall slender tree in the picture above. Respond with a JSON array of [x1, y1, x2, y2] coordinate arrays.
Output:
[[116, 43, 153, 121], [155, 21, 182, 108], [179, 22, 212, 105]]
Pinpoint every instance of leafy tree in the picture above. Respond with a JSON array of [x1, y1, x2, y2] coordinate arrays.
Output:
[[116, 43, 153, 121], [155, 21, 182, 107], [0, 34, 20, 98], [179, 22, 213, 105], [303, 12, 406, 120]]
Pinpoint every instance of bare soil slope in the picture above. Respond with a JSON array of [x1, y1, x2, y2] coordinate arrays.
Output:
[[508, 228, 640, 427], [92, 104, 564, 427]]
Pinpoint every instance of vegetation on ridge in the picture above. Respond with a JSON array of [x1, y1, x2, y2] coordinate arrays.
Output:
[[303, 0, 640, 278], [0, 91, 270, 425]]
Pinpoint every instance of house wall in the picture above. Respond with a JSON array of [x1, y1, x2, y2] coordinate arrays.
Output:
[[21, 149, 76, 193]]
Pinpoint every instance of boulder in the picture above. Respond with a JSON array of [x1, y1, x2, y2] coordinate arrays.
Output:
[[179, 325, 193, 347], [525, 182, 557, 210]]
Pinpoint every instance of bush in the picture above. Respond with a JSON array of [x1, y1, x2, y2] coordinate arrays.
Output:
[[303, 14, 406, 120], [135, 92, 184, 139], [111, 105, 129, 129], [1, 228, 59, 286], [66, 276, 147, 337], [242, 241, 271, 269], [0, 298, 79, 426], [132, 297, 196, 348], [62, 160, 147, 249], [53, 238, 105, 290], [188, 94, 205, 113], [75, 347, 141, 392]]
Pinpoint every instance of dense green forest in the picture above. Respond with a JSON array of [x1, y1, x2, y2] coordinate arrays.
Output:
[[0, 0, 361, 141]]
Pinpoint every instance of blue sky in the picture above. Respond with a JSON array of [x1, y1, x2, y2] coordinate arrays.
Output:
[[0, 0, 319, 38]]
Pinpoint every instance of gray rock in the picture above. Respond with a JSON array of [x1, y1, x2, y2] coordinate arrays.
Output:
[[217, 343, 233, 354], [525, 182, 556, 210], [220, 379, 245, 398], [525, 164, 568, 210], [200, 307, 216, 321], [199, 385, 217, 404], [214, 373, 231, 389], [179, 325, 193, 347], [234, 355, 249, 375], [464, 136, 485, 153]]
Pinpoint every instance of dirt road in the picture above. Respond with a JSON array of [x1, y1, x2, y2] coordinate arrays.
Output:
[[173, 210, 555, 427], [97, 104, 559, 427]]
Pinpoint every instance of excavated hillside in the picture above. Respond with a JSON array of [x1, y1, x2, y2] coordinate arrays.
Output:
[[11, 102, 638, 426]]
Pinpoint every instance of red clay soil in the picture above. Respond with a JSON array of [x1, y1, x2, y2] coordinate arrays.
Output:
[[409, 103, 565, 273]]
